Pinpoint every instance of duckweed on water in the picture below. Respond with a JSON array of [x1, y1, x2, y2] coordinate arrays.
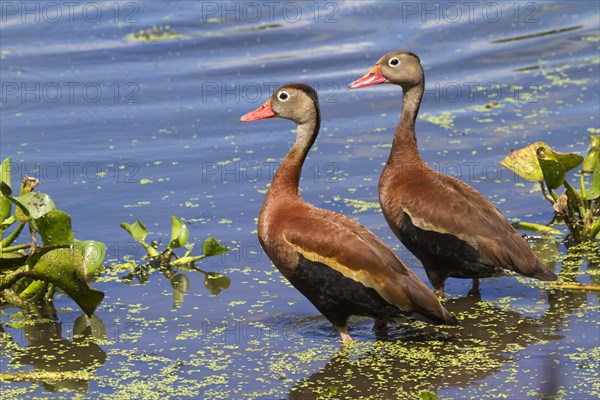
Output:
[[419, 57, 600, 140], [1, 266, 598, 398], [128, 26, 187, 42], [336, 197, 381, 214]]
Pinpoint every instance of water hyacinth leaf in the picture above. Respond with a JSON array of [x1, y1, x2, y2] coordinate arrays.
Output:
[[501, 142, 583, 182], [419, 391, 440, 400], [169, 216, 189, 248], [25, 244, 69, 268], [33, 210, 74, 246], [19, 280, 46, 300], [73, 240, 106, 276], [25, 247, 104, 316], [536, 147, 566, 189], [8, 191, 56, 221], [0, 252, 28, 270], [587, 165, 600, 200], [0, 215, 16, 232], [582, 135, 600, 173], [204, 272, 230, 295], [0, 157, 12, 222], [500, 144, 543, 182], [120, 220, 148, 243], [550, 147, 584, 172], [0, 157, 11, 195], [15, 178, 40, 222], [203, 237, 228, 257]]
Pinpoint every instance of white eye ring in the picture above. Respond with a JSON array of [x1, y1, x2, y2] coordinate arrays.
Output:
[[389, 58, 400, 67], [278, 91, 290, 101]]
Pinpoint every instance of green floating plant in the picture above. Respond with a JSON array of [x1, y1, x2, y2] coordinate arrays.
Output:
[[501, 136, 600, 241], [119, 216, 230, 308], [418, 391, 440, 400], [128, 25, 187, 43], [0, 157, 106, 316]]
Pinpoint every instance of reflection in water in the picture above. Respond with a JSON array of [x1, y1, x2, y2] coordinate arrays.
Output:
[[121, 260, 231, 309], [558, 241, 600, 285], [289, 290, 586, 399], [0, 302, 106, 392]]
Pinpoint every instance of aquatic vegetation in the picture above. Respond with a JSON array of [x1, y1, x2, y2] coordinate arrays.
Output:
[[128, 25, 187, 42], [501, 136, 600, 242], [0, 301, 107, 390], [288, 289, 593, 400], [119, 216, 230, 307], [0, 157, 105, 316]]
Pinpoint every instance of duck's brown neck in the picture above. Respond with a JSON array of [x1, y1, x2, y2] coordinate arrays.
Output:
[[269, 116, 320, 198], [387, 82, 424, 165]]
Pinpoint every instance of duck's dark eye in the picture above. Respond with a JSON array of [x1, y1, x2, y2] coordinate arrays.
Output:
[[389, 58, 400, 67], [278, 91, 289, 101]]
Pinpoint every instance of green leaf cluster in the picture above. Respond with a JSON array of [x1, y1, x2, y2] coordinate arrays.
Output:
[[0, 158, 105, 316], [120, 216, 230, 308], [501, 136, 600, 241], [120, 216, 228, 264]]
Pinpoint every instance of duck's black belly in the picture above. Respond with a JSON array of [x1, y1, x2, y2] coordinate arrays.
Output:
[[391, 210, 505, 286], [289, 254, 404, 328]]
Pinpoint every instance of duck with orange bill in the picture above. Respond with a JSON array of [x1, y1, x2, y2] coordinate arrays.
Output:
[[349, 51, 557, 298], [241, 83, 459, 342]]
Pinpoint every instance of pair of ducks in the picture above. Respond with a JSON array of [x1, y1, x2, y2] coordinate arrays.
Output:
[[240, 51, 557, 342]]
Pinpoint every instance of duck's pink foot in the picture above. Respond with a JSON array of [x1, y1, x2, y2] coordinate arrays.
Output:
[[337, 327, 353, 343]]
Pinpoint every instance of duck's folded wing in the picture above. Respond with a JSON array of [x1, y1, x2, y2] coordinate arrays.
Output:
[[283, 214, 456, 321], [396, 175, 553, 278]]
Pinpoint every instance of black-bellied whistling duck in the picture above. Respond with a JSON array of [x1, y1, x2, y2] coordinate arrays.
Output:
[[349, 51, 557, 297], [240, 83, 459, 342]]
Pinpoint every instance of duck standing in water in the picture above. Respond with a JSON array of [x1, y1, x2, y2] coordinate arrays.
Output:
[[350, 51, 557, 297], [241, 83, 458, 341]]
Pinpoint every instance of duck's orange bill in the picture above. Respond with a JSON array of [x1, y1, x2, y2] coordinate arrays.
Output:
[[240, 100, 275, 122], [349, 65, 387, 89]]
